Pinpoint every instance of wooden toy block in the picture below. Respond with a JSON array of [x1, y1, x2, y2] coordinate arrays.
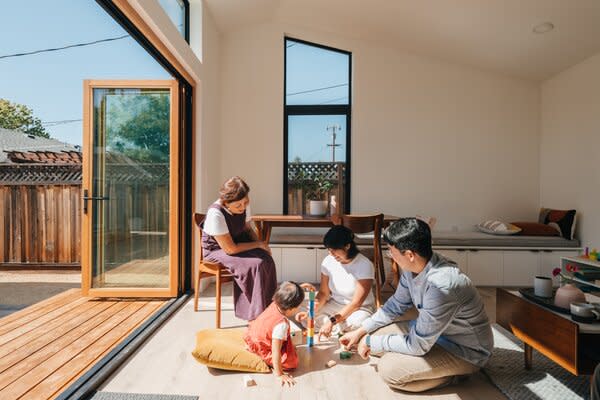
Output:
[[243, 375, 256, 387]]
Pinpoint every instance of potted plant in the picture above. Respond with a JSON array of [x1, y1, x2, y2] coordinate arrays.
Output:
[[303, 176, 333, 216]]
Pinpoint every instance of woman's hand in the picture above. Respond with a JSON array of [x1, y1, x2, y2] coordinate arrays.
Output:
[[277, 372, 296, 386], [299, 282, 316, 292], [318, 318, 334, 340], [259, 241, 272, 254]]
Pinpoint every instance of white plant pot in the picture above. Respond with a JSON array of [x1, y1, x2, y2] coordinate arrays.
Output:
[[309, 200, 328, 216]]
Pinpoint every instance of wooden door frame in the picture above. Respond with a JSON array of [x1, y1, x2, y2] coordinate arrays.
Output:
[[82, 79, 179, 297]]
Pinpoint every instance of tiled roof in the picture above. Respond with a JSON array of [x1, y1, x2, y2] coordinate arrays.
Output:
[[5, 150, 82, 164], [0, 128, 79, 163]]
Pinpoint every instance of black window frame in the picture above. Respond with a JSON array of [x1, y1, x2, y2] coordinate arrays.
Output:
[[157, 0, 190, 43], [283, 37, 352, 214]]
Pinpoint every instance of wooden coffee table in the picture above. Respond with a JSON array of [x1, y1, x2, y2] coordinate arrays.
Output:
[[496, 289, 600, 375]]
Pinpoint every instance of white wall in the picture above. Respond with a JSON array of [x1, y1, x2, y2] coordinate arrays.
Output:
[[541, 53, 600, 247], [219, 22, 541, 231], [195, 1, 221, 211]]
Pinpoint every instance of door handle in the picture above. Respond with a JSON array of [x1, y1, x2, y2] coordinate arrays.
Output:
[[82, 189, 110, 214]]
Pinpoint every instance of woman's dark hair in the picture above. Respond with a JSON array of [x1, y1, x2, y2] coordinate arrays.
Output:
[[383, 217, 433, 259], [323, 225, 360, 259], [273, 281, 305, 310], [219, 176, 250, 204]]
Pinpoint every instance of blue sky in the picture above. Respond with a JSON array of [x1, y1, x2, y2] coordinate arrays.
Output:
[[0, 1, 170, 146], [286, 39, 350, 162], [0, 4, 350, 163]]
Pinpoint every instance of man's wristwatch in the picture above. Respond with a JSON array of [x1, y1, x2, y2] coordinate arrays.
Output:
[[329, 314, 341, 324]]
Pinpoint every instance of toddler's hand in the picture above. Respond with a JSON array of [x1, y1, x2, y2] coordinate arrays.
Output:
[[300, 282, 316, 292], [277, 373, 296, 386], [295, 311, 308, 322]]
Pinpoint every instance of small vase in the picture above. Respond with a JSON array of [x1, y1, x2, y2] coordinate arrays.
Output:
[[554, 283, 586, 309]]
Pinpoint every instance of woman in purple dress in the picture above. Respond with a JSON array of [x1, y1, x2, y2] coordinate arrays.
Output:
[[201, 176, 277, 321]]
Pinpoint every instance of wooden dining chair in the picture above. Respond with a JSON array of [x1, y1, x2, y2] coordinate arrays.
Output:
[[337, 214, 385, 308], [193, 213, 235, 328]]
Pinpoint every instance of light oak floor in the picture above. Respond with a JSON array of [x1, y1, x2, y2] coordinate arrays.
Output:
[[100, 285, 507, 399]]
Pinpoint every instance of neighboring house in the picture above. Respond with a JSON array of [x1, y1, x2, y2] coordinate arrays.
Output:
[[0, 127, 80, 164]]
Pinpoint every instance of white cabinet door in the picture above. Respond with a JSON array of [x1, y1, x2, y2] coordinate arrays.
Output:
[[503, 251, 540, 286], [281, 248, 317, 283], [315, 248, 328, 281], [467, 251, 503, 286], [539, 250, 580, 284], [271, 247, 283, 282], [436, 249, 468, 273]]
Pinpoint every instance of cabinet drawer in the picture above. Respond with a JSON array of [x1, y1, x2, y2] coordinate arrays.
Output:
[[281, 248, 318, 283], [503, 250, 540, 286], [436, 250, 468, 273], [467, 250, 503, 286]]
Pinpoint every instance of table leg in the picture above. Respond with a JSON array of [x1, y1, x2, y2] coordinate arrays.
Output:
[[524, 343, 533, 370]]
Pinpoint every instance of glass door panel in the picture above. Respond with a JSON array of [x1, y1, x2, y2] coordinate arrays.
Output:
[[82, 81, 178, 297]]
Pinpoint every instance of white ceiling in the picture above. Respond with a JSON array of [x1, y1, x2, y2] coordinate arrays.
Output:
[[204, 0, 600, 81]]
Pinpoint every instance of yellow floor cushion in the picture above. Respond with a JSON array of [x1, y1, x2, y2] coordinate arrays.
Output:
[[191, 328, 271, 373]]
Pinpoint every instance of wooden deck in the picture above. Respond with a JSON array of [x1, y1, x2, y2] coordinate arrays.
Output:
[[0, 288, 167, 399]]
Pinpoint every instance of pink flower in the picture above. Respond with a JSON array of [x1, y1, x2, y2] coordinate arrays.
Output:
[[552, 267, 562, 277], [566, 264, 579, 273]]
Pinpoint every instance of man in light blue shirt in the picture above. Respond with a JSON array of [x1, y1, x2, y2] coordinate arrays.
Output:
[[340, 218, 493, 392]]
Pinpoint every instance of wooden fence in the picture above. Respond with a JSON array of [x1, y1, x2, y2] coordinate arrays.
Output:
[[0, 163, 169, 269], [0, 185, 81, 268], [287, 162, 347, 215]]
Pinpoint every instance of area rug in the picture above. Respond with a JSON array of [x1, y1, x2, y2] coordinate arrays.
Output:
[[484, 324, 590, 400], [89, 393, 198, 400]]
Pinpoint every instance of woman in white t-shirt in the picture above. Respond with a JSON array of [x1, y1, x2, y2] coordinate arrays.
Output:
[[297, 225, 375, 338]]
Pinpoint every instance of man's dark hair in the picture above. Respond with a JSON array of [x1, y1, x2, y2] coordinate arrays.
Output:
[[323, 225, 360, 259], [273, 281, 305, 310], [383, 218, 433, 259]]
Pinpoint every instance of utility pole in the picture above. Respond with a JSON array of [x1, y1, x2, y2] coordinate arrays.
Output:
[[326, 124, 342, 163]]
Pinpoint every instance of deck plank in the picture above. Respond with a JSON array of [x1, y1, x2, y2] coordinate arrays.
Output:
[[0, 302, 129, 391], [0, 301, 147, 399], [0, 296, 89, 346], [0, 300, 114, 370], [0, 289, 81, 335], [0, 292, 167, 400], [36, 301, 164, 400]]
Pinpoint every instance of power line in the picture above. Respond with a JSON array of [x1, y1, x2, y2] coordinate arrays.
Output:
[[319, 96, 349, 105], [42, 119, 83, 127], [0, 34, 130, 60], [287, 83, 348, 96]]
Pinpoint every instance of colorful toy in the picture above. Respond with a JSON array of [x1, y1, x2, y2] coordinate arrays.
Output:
[[307, 290, 315, 347], [587, 248, 598, 261]]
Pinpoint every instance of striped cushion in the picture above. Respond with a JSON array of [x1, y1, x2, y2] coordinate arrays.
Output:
[[476, 220, 522, 235]]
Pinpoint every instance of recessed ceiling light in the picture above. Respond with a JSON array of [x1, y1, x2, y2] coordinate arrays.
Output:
[[533, 22, 554, 34]]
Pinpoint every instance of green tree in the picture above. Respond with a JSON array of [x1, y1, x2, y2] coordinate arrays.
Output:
[[105, 92, 169, 163], [0, 98, 50, 138]]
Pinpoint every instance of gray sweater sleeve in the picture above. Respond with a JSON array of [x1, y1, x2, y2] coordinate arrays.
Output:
[[369, 284, 460, 355], [361, 273, 414, 333]]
